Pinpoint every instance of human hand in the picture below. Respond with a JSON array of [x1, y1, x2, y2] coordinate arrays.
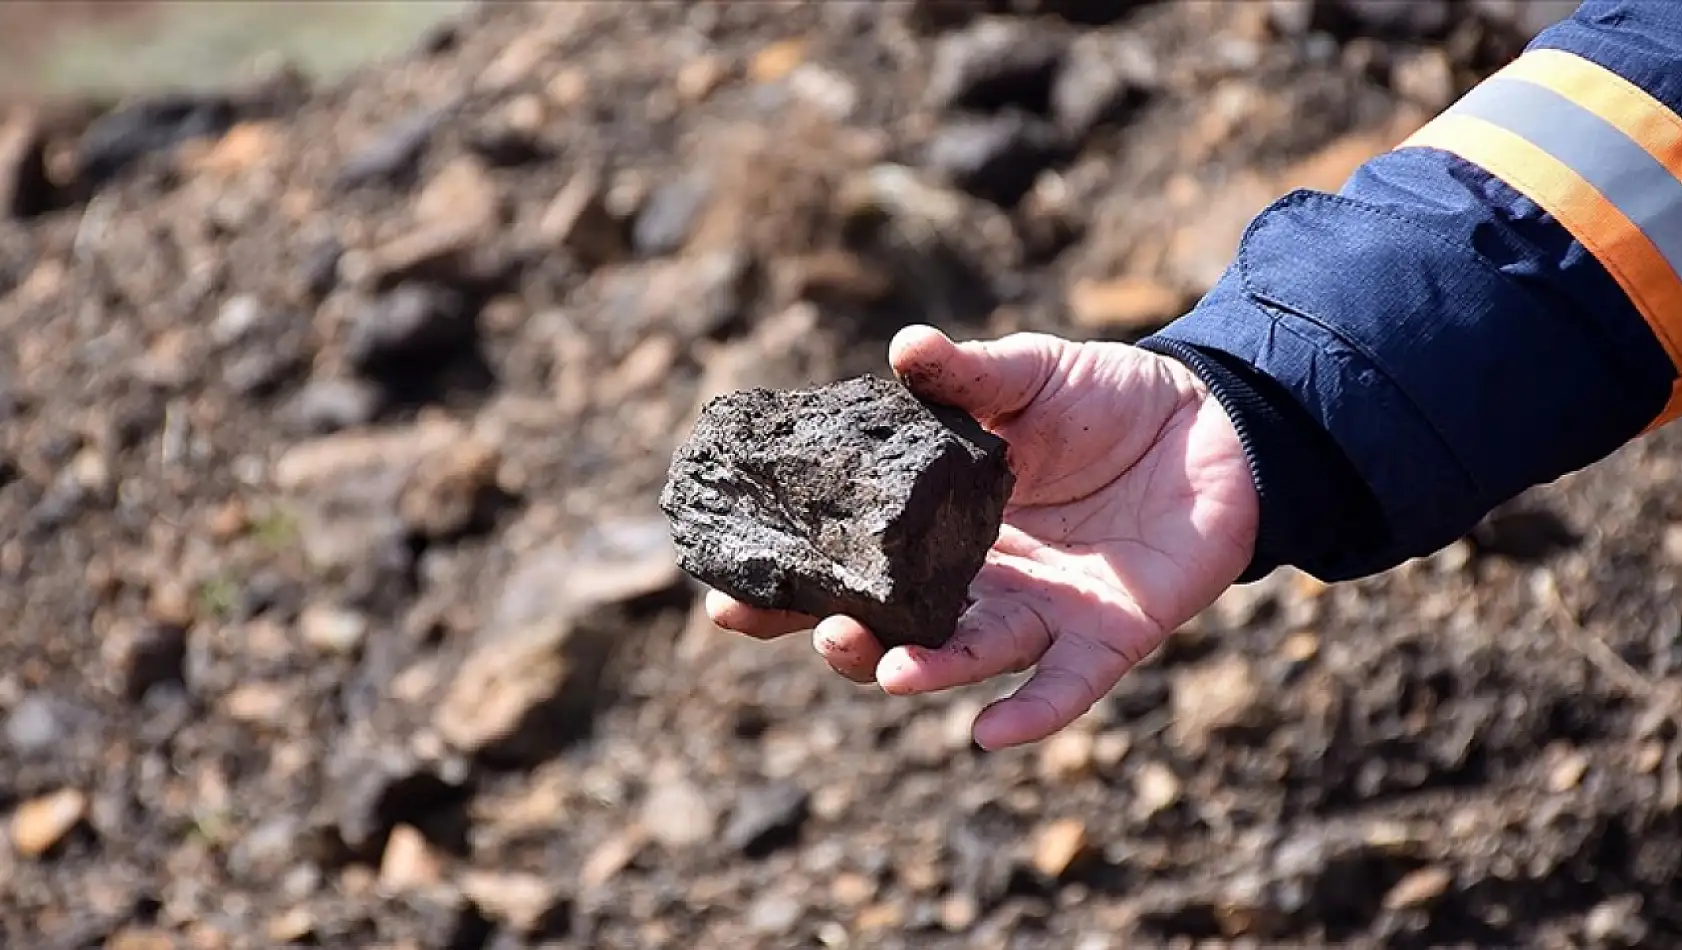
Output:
[[707, 324, 1260, 750]]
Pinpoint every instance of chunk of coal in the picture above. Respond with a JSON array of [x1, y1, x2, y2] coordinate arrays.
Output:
[[659, 375, 1014, 650], [74, 92, 238, 189], [923, 111, 1068, 208]]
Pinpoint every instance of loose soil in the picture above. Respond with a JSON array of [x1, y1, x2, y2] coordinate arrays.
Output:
[[1, 2, 1674, 949]]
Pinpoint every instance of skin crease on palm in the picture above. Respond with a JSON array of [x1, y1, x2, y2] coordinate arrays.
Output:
[[705, 322, 1262, 752]]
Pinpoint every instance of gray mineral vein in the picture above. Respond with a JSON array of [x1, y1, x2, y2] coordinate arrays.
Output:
[[660, 374, 1014, 650]]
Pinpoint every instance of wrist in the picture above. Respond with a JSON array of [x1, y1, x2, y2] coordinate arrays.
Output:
[[1136, 336, 1387, 582], [1142, 338, 1279, 582]]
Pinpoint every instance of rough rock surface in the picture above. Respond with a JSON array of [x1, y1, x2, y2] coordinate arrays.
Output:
[[661, 375, 1013, 649]]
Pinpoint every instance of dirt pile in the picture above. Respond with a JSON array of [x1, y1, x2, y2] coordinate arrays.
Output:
[[2, 1, 1676, 948]]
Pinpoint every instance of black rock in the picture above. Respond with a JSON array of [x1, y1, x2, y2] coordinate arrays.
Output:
[[297, 235, 344, 300], [110, 391, 166, 449], [464, 121, 548, 167], [0, 116, 54, 219], [75, 93, 238, 189], [723, 782, 810, 857], [1314, 0, 1452, 41], [120, 624, 188, 703], [232, 569, 307, 622], [414, 18, 463, 56], [27, 480, 83, 536], [0, 250, 20, 300], [633, 174, 712, 257], [617, 249, 752, 347], [388, 893, 497, 950], [1467, 503, 1579, 563], [948, 801, 1029, 911], [903, 0, 988, 34], [331, 745, 468, 859], [335, 109, 441, 190], [925, 17, 1066, 115], [224, 342, 307, 399], [659, 375, 1013, 650], [285, 377, 385, 435], [38, 430, 83, 466], [1052, 35, 1157, 140], [923, 110, 1068, 208], [345, 283, 474, 378], [135, 683, 195, 746]]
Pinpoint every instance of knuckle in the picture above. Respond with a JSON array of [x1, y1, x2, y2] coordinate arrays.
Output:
[[1008, 600, 1055, 669], [1087, 630, 1146, 672], [1031, 664, 1105, 720]]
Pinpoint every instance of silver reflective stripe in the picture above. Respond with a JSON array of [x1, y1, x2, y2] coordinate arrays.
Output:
[[1444, 75, 1682, 277]]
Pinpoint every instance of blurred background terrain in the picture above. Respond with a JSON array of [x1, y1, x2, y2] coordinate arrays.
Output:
[[3, 1, 1676, 948], [0, 2, 471, 101]]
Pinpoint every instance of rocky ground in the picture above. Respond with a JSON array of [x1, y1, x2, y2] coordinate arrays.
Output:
[[1, 1, 1675, 948]]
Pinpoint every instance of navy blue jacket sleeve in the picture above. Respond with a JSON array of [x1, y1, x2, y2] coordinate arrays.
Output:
[[1139, 0, 1682, 583]]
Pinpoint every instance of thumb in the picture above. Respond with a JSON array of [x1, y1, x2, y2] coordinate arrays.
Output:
[[888, 324, 1065, 426]]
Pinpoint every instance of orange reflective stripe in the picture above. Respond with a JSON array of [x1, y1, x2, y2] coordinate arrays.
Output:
[[1650, 380, 1682, 434], [1504, 49, 1682, 432], [1403, 114, 1682, 366], [1399, 49, 1682, 430], [1501, 49, 1682, 180]]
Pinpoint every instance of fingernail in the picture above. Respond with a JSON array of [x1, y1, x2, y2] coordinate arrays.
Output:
[[876, 651, 907, 683], [875, 649, 919, 693]]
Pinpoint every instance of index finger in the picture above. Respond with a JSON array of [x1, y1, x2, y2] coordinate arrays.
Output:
[[705, 589, 819, 639]]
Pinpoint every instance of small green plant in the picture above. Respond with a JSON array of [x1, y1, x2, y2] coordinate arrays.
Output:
[[188, 806, 234, 847], [197, 574, 241, 619], [250, 506, 299, 550]]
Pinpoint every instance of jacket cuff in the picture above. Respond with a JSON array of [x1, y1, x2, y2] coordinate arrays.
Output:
[[1136, 335, 1386, 583], [1146, 172, 1673, 580]]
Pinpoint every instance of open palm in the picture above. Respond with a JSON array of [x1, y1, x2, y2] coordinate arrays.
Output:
[[707, 324, 1259, 750]]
